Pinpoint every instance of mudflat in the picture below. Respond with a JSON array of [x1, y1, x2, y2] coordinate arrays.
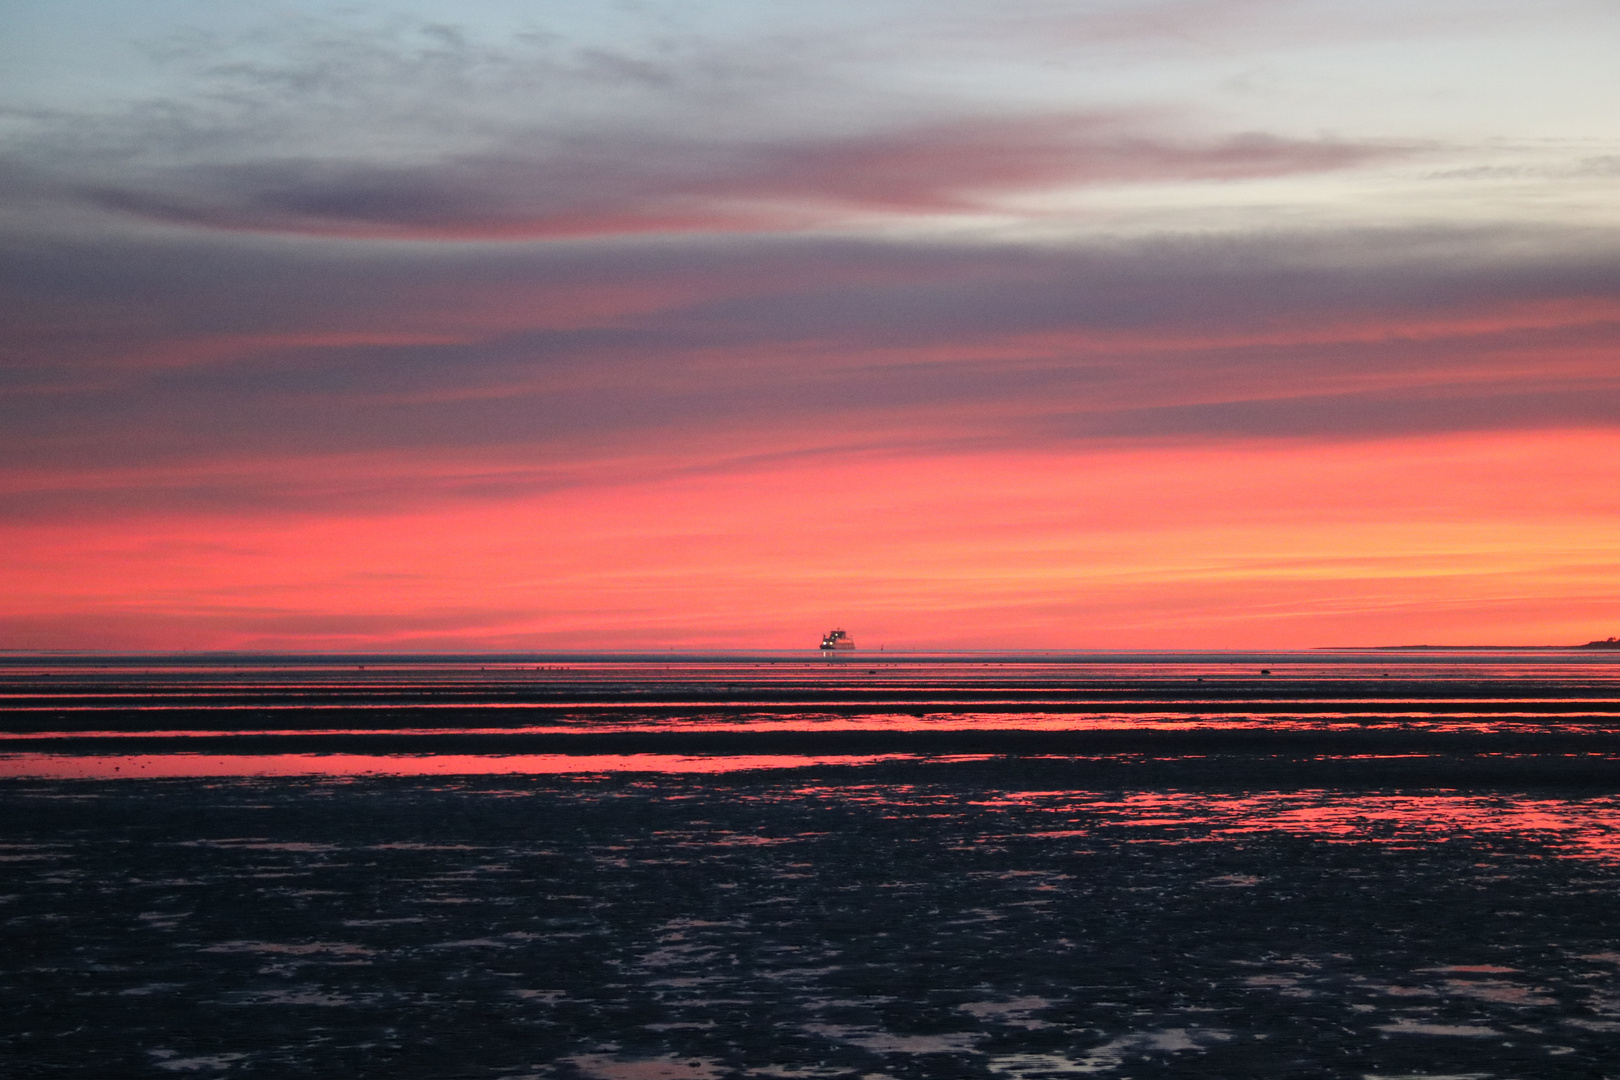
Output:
[[3, 652, 1620, 1078]]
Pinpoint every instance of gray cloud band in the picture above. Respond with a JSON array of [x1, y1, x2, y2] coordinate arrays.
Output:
[[2, 223, 1617, 518]]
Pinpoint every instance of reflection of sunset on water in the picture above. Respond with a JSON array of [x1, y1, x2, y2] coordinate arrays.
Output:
[[971, 788, 1620, 859], [9, 751, 1620, 858], [0, 753, 917, 779], [6, 652, 1620, 1080]]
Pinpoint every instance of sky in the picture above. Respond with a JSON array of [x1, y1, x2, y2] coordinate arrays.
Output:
[[3, 0, 1619, 651]]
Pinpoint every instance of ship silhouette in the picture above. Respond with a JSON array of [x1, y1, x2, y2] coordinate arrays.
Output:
[[819, 628, 855, 651]]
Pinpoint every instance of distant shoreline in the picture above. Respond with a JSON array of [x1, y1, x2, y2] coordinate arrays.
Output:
[[1335, 643, 1620, 651]]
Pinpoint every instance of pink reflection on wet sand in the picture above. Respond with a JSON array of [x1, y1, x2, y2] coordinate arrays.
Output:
[[7, 754, 1620, 859], [972, 788, 1620, 859], [0, 753, 931, 779]]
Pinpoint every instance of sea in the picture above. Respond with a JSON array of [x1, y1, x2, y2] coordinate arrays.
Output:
[[4, 650, 1620, 1079]]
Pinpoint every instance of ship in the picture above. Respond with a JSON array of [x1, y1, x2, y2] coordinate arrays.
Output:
[[819, 628, 856, 651]]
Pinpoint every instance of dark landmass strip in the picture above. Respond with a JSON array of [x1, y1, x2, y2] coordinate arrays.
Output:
[[1341, 642, 1620, 649], [8, 700, 1620, 737], [7, 673, 1620, 720]]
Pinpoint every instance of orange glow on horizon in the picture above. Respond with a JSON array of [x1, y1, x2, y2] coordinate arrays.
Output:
[[5, 428, 1619, 652]]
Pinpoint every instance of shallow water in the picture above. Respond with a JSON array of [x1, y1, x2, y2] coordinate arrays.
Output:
[[4, 652, 1620, 1077], [6, 650, 1620, 770]]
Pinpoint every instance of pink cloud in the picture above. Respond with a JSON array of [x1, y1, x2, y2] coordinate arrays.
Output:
[[76, 115, 1405, 240]]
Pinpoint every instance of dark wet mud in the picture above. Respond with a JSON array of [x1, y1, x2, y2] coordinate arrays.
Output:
[[6, 654, 1620, 1077], [8, 650, 1620, 739], [6, 764, 1620, 1079]]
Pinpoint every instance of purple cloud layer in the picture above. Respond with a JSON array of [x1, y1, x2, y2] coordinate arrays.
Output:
[[2, 10, 1616, 527], [4, 115, 1401, 239], [3, 221, 1618, 519]]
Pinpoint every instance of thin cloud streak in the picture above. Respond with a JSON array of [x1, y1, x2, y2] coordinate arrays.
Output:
[[21, 117, 1404, 239]]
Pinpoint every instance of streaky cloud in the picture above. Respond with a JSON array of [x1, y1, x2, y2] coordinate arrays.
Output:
[[37, 117, 1405, 239], [4, 221, 1619, 519]]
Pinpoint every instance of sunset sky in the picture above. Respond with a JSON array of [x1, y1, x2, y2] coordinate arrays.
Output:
[[4, 0, 1619, 651]]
